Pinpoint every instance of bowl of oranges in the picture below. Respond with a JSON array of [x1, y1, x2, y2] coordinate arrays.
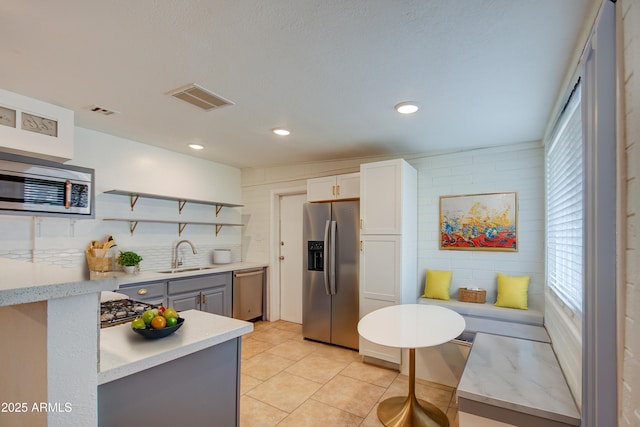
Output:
[[131, 306, 183, 339]]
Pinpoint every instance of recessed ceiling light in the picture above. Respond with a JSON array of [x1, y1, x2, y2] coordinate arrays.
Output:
[[273, 128, 291, 136], [395, 102, 419, 114], [188, 144, 204, 150]]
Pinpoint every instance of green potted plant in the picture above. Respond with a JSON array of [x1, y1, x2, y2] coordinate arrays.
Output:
[[117, 251, 143, 274]]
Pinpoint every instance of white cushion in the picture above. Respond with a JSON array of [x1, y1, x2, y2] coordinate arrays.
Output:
[[417, 297, 543, 326]]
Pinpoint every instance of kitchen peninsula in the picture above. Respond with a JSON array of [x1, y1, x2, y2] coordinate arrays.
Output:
[[0, 258, 115, 427], [0, 258, 254, 427]]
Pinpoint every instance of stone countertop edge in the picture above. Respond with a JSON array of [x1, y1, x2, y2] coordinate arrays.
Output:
[[0, 258, 116, 307], [457, 333, 580, 426], [91, 262, 268, 286], [98, 309, 253, 385]]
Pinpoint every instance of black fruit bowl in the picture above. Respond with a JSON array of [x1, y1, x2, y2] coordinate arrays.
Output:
[[132, 317, 184, 339]]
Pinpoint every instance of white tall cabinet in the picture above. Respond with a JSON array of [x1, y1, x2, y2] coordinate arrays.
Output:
[[359, 159, 418, 364]]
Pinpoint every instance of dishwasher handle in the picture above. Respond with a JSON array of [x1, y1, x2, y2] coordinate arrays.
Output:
[[233, 269, 264, 278]]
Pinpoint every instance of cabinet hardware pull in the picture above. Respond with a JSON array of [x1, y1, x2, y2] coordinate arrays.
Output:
[[332, 185, 336, 196], [138, 289, 148, 295], [197, 294, 201, 304], [336, 184, 340, 195], [203, 294, 206, 304], [360, 241, 363, 251]]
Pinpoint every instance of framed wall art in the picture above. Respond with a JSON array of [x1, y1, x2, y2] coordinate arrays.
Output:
[[439, 192, 518, 252]]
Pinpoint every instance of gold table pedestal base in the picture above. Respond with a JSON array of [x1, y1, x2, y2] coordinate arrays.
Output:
[[377, 348, 449, 427], [377, 396, 449, 427]]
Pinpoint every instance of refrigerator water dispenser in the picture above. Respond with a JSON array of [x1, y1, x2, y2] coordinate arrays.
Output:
[[307, 241, 324, 271]]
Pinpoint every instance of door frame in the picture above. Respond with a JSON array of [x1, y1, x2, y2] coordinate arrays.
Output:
[[269, 186, 306, 321]]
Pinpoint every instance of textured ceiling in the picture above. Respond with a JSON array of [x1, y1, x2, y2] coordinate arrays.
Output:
[[0, 1, 595, 168]]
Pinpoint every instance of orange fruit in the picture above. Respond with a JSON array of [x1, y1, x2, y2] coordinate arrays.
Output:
[[151, 315, 167, 329]]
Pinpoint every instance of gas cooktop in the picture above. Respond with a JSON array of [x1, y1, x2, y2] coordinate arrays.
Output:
[[100, 299, 158, 328]]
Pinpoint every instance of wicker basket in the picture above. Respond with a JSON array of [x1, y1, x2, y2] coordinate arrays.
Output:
[[85, 248, 113, 272], [458, 288, 486, 303]]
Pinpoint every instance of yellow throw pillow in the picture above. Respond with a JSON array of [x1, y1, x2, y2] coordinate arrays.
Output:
[[422, 269, 452, 300], [495, 273, 529, 310]]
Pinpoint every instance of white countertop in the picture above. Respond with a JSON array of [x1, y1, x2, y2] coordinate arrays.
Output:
[[358, 304, 465, 349], [458, 333, 580, 425], [0, 258, 116, 306], [98, 309, 253, 385], [91, 262, 267, 286]]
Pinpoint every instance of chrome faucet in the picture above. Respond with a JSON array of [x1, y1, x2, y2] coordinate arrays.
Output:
[[173, 240, 197, 268]]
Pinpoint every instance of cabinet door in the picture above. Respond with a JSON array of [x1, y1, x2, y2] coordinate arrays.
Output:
[[167, 291, 200, 312], [359, 234, 402, 364], [117, 281, 166, 306], [336, 172, 360, 199], [360, 160, 402, 234], [307, 176, 337, 202], [359, 234, 401, 303], [201, 286, 228, 316], [359, 298, 401, 364]]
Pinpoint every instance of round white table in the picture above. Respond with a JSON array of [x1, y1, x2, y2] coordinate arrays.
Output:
[[358, 304, 465, 427]]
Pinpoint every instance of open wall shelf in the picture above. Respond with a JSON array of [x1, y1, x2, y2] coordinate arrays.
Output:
[[103, 218, 243, 236], [104, 190, 243, 216], [103, 190, 244, 236]]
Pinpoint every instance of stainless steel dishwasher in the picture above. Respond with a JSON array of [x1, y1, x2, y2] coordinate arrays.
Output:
[[232, 268, 264, 321]]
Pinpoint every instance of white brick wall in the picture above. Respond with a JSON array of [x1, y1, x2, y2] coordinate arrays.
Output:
[[407, 143, 545, 311], [621, 0, 640, 425]]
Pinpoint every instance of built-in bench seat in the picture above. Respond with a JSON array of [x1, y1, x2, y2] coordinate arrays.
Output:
[[418, 297, 549, 342], [458, 333, 580, 426]]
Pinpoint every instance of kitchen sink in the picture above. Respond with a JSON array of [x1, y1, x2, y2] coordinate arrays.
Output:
[[156, 266, 220, 274]]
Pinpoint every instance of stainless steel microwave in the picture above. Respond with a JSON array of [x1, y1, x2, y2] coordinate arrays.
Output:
[[0, 153, 94, 218]]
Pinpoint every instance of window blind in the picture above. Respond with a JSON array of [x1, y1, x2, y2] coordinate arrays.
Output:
[[546, 82, 583, 314]]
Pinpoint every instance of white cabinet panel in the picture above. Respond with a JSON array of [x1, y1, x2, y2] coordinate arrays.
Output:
[[360, 160, 402, 234], [336, 173, 360, 199], [359, 298, 401, 364], [307, 173, 359, 202], [359, 234, 400, 302], [307, 176, 337, 201]]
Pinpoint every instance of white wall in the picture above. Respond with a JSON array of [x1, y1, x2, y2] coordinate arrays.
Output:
[[242, 142, 545, 310], [0, 127, 243, 271], [620, 1, 640, 425]]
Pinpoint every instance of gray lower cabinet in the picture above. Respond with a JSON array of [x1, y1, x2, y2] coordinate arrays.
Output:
[[167, 272, 232, 317], [116, 280, 166, 306], [98, 338, 241, 427]]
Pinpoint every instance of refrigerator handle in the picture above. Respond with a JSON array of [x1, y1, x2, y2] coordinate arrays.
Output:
[[323, 220, 331, 296], [329, 220, 337, 295]]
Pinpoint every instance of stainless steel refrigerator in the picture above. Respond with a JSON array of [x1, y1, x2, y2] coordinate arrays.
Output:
[[302, 201, 359, 350]]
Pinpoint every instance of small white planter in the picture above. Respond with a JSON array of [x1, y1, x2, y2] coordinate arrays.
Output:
[[123, 265, 137, 274]]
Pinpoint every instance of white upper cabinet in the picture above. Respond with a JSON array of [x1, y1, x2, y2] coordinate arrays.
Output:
[[0, 88, 74, 162], [307, 172, 360, 202], [360, 159, 414, 234]]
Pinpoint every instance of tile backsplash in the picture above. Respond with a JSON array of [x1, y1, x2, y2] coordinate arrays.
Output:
[[0, 244, 241, 272]]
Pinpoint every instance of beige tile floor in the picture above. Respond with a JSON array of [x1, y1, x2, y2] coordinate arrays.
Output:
[[240, 320, 459, 427]]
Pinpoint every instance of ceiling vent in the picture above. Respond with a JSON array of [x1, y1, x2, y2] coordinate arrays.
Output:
[[167, 83, 234, 111], [88, 105, 119, 116]]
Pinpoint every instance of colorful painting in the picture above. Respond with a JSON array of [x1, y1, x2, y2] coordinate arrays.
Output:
[[440, 192, 518, 252]]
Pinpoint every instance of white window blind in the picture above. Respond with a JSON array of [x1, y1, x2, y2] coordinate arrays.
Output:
[[546, 82, 583, 314]]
